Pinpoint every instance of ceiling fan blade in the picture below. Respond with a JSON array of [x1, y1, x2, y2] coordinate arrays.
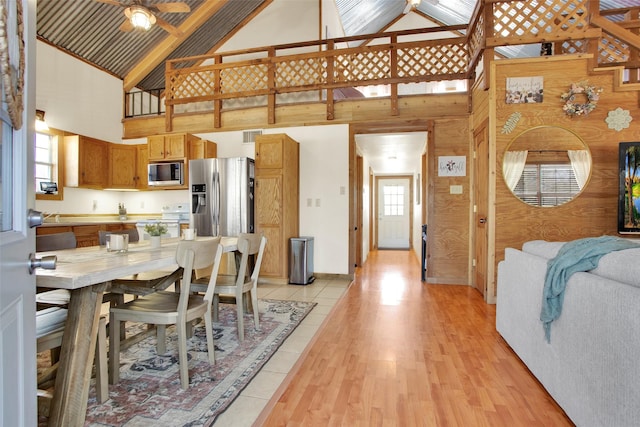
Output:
[[119, 18, 134, 32], [94, 0, 124, 6], [150, 2, 190, 13], [154, 15, 183, 37], [403, 2, 412, 14]]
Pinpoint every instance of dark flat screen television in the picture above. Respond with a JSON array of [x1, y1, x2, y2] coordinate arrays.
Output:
[[618, 142, 640, 234]]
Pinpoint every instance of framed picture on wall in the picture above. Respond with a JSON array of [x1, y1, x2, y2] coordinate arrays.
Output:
[[506, 76, 544, 104], [618, 142, 640, 235]]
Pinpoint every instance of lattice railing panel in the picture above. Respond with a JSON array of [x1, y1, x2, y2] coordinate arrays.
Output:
[[560, 39, 587, 55], [220, 64, 269, 94], [276, 58, 327, 88], [492, 0, 589, 38], [598, 33, 631, 64], [468, 12, 485, 58], [334, 50, 391, 83], [397, 43, 468, 77], [167, 70, 214, 101]]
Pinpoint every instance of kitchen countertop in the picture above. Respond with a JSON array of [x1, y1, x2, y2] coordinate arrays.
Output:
[[40, 215, 160, 226]]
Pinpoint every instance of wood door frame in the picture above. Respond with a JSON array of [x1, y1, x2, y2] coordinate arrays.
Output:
[[349, 119, 431, 275], [473, 123, 489, 298], [375, 175, 414, 249], [355, 154, 363, 267]]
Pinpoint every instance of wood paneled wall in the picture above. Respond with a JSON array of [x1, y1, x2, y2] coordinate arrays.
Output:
[[427, 117, 472, 284], [490, 55, 640, 298]]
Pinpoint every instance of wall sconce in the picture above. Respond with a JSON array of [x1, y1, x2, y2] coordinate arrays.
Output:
[[125, 6, 156, 31], [35, 109, 49, 132]]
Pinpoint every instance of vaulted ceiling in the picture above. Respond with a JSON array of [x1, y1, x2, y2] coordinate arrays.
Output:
[[36, 0, 636, 93], [36, 0, 638, 174]]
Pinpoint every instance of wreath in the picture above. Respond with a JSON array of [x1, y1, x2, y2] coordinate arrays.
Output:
[[560, 82, 602, 117], [0, 0, 25, 130]]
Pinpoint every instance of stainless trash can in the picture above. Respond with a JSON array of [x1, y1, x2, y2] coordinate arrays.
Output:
[[289, 237, 315, 285]]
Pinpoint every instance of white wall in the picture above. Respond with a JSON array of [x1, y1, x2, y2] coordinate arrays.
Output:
[[193, 126, 351, 276], [36, 42, 123, 143], [218, 0, 320, 52]]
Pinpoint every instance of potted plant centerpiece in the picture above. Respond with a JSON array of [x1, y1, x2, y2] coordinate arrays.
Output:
[[144, 223, 168, 248]]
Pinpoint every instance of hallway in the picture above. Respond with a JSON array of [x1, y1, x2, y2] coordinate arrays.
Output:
[[256, 250, 573, 426]]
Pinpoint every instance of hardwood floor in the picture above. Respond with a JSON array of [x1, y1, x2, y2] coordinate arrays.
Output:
[[256, 250, 573, 426]]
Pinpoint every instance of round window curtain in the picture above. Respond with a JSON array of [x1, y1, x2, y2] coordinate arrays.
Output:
[[568, 150, 590, 190], [503, 150, 528, 190]]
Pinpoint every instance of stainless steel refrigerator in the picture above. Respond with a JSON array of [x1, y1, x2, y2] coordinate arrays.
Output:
[[189, 157, 255, 237]]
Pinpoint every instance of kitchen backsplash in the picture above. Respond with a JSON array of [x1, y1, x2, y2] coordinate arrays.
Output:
[[35, 187, 190, 216]]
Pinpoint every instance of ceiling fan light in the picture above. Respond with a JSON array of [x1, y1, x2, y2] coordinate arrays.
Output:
[[126, 6, 156, 31], [410, 0, 421, 5]]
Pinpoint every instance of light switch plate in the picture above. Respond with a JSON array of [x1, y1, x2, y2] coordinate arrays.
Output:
[[450, 185, 463, 194]]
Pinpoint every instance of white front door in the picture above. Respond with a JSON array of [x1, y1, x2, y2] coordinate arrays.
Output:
[[1, 1, 37, 425], [377, 178, 410, 249]]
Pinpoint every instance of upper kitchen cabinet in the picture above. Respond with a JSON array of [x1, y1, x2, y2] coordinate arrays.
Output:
[[109, 144, 148, 190], [147, 133, 195, 161], [189, 138, 217, 159], [64, 135, 109, 189], [255, 133, 299, 279]]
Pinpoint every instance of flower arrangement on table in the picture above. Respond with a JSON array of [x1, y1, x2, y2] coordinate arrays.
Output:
[[144, 223, 168, 237], [560, 81, 603, 117]]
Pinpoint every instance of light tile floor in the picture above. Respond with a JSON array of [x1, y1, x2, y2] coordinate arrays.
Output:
[[212, 277, 351, 426]]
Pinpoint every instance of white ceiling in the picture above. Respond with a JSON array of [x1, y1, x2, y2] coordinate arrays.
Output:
[[356, 132, 427, 175]]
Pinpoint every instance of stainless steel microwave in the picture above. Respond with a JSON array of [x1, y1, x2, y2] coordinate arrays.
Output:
[[148, 162, 184, 186]]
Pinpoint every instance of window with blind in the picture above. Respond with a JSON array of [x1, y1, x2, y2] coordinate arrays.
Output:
[[35, 129, 63, 200], [513, 164, 580, 207]]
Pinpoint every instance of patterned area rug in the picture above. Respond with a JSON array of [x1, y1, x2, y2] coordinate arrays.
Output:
[[79, 299, 315, 426]]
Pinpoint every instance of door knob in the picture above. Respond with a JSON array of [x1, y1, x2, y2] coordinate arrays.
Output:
[[28, 253, 57, 274], [27, 209, 44, 228], [479, 218, 487, 224]]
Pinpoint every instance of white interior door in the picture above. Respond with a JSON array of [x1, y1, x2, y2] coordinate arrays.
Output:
[[377, 178, 410, 249], [1, 1, 37, 425]]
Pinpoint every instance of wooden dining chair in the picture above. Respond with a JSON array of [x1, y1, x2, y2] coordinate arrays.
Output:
[[109, 237, 223, 390], [192, 233, 267, 341], [36, 232, 77, 309], [99, 227, 184, 339], [36, 231, 77, 252], [36, 307, 109, 407]]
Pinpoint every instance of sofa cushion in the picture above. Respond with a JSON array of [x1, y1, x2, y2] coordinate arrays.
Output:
[[521, 239, 640, 288]]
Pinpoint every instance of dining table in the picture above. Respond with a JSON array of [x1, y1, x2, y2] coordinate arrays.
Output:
[[36, 236, 238, 427]]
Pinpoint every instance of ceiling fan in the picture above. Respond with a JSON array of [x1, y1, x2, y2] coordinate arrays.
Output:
[[403, 0, 439, 14], [95, 0, 191, 36]]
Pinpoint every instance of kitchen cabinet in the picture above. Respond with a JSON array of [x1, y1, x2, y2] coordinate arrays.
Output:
[[36, 223, 137, 248], [189, 138, 217, 159], [109, 144, 148, 189], [136, 145, 149, 188], [147, 133, 197, 161], [255, 133, 299, 279], [64, 135, 109, 189]]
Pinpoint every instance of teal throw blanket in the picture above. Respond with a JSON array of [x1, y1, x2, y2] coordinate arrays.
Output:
[[541, 236, 638, 342]]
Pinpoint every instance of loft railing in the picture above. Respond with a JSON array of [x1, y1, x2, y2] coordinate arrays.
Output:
[[124, 0, 639, 128], [124, 88, 165, 118]]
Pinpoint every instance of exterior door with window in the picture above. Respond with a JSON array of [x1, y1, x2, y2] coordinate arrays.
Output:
[[0, 1, 37, 425], [377, 178, 410, 249]]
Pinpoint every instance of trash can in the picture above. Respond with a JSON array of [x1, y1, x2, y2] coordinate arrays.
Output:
[[289, 237, 315, 285], [421, 224, 427, 282]]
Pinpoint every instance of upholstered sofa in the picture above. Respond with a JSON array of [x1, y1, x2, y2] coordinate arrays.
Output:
[[496, 239, 640, 427]]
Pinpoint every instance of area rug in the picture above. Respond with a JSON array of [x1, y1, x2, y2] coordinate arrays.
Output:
[[80, 299, 315, 426]]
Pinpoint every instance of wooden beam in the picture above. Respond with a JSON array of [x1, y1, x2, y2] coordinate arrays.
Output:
[[591, 15, 640, 51], [123, 0, 229, 92]]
